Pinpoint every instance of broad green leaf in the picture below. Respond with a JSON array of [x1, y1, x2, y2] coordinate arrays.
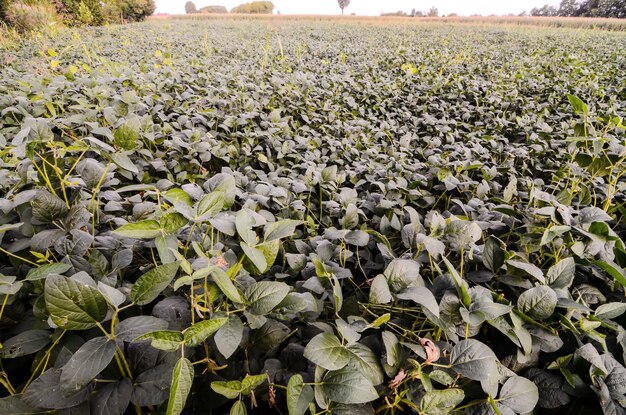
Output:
[[507, 260, 545, 283], [114, 220, 161, 239], [442, 257, 471, 307], [303, 332, 351, 371], [230, 400, 247, 415], [110, 152, 138, 174], [546, 257, 576, 289], [60, 336, 117, 394], [567, 94, 588, 116], [483, 236, 505, 272], [517, 286, 557, 321], [383, 259, 423, 292], [264, 219, 301, 242], [197, 192, 225, 218], [160, 212, 188, 233], [450, 339, 498, 382], [211, 380, 242, 399], [211, 266, 244, 304], [166, 357, 194, 415], [420, 388, 465, 415], [321, 365, 378, 404], [236, 210, 257, 246], [0, 329, 50, 358], [594, 260, 626, 289], [115, 316, 169, 342], [287, 374, 314, 415], [215, 316, 244, 359], [183, 317, 228, 346], [45, 274, 108, 330], [595, 302, 626, 320], [498, 376, 539, 413], [241, 242, 267, 273], [25, 262, 72, 281], [131, 262, 180, 305], [246, 281, 290, 315], [396, 286, 440, 318], [346, 343, 384, 385], [240, 374, 267, 395], [91, 378, 133, 415], [137, 330, 184, 351], [369, 274, 392, 304]]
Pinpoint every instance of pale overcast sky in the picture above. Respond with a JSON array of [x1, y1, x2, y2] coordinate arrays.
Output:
[[155, 0, 561, 16]]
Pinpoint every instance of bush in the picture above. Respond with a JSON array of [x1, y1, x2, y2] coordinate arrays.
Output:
[[4, 1, 58, 32], [231, 1, 273, 14], [199, 5, 228, 13]]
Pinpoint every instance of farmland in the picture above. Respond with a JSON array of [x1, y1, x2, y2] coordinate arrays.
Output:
[[0, 16, 626, 415]]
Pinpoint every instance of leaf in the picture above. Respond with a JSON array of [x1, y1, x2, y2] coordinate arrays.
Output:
[[383, 259, 423, 292], [115, 316, 169, 342], [45, 274, 108, 330], [442, 256, 471, 308], [346, 343, 385, 386], [287, 374, 314, 415], [0, 329, 50, 358], [215, 315, 244, 359], [211, 380, 242, 399], [0, 396, 38, 415], [369, 274, 392, 304], [498, 376, 539, 414], [321, 365, 378, 404], [517, 286, 557, 321], [507, 260, 545, 283], [23, 368, 91, 409], [230, 400, 247, 415], [595, 303, 626, 320], [91, 378, 133, 415], [546, 257, 576, 289], [241, 373, 267, 395], [137, 330, 184, 351], [166, 357, 194, 415], [183, 317, 228, 346], [131, 262, 180, 305], [110, 152, 138, 174], [246, 281, 290, 315], [31, 190, 69, 223], [525, 368, 572, 409], [303, 332, 351, 371], [161, 212, 188, 233], [131, 363, 173, 406], [483, 237, 505, 272], [396, 286, 440, 318], [196, 191, 225, 218], [420, 388, 464, 415], [594, 260, 626, 289], [211, 266, 244, 304], [567, 94, 588, 116], [241, 242, 267, 273], [236, 209, 257, 246], [60, 337, 117, 394], [450, 339, 498, 382], [25, 262, 72, 281], [575, 343, 607, 375], [264, 219, 301, 242], [114, 220, 162, 239]]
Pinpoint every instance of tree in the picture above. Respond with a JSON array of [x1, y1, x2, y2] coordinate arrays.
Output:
[[231, 1, 274, 13], [410, 8, 416, 17], [427, 6, 438, 16], [185, 1, 197, 13], [559, 0, 578, 16], [337, 0, 350, 15], [200, 5, 228, 13]]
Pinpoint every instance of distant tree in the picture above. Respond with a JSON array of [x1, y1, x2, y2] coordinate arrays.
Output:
[[337, 0, 350, 15], [410, 8, 416, 16], [559, 0, 578, 16], [427, 6, 438, 16], [415, 10, 424, 16], [185, 1, 197, 13], [231, 1, 273, 13], [200, 5, 228, 13]]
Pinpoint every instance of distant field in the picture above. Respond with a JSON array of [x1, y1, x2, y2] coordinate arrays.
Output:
[[0, 17, 625, 415]]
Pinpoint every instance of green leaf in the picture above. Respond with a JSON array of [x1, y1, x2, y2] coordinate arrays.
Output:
[[45, 274, 108, 330], [230, 400, 247, 415], [241, 242, 267, 273], [240, 373, 267, 395], [507, 259, 545, 283], [567, 94, 588, 116], [110, 152, 138, 174], [60, 336, 117, 394], [321, 365, 378, 404], [161, 212, 188, 233], [287, 374, 314, 415], [517, 286, 557, 321], [546, 257, 576, 289], [442, 257, 471, 308], [197, 191, 225, 219], [594, 260, 626, 289], [595, 302, 626, 320], [131, 262, 180, 305], [303, 332, 351, 371], [211, 380, 242, 399], [450, 339, 498, 382], [25, 263, 72, 281], [346, 343, 385, 385], [0, 329, 50, 358], [483, 236, 505, 272], [115, 316, 169, 342], [246, 281, 290, 315], [264, 219, 301, 242], [211, 266, 244, 304], [114, 220, 162, 239], [396, 286, 440, 318], [166, 357, 194, 415], [236, 209, 257, 246], [369, 274, 392, 304], [183, 317, 228, 346], [498, 376, 539, 413], [137, 330, 184, 351], [215, 316, 244, 359], [383, 259, 423, 292], [420, 388, 465, 415], [91, 378, 133, 415]]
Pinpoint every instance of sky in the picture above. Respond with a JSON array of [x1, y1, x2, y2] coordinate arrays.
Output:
[[154, 0, 561, 16]]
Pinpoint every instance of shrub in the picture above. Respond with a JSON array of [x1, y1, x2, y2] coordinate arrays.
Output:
[[231, 1, 273, 14], [4, 1, 58, 33], [199, 5, 228, 13]]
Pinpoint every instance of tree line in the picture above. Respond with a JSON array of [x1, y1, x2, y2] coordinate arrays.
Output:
[[527, 0, 626, 18], [185, 1, 274, 14]]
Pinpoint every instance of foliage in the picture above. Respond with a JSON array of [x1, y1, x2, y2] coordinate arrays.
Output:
[[531, 0, 626, 17], [0, 17, 625, 415], [200, 5, 228, 14], [231, 1, 273, 14], [184, 1, 196, 14], [3, 1, 59, 33], [337, 0, 350, 15]]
